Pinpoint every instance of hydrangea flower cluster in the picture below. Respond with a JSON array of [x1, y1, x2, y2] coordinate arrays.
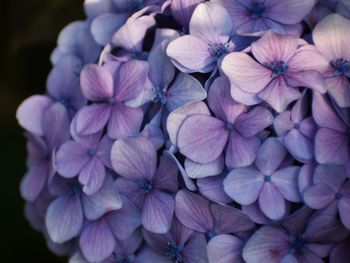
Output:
[[17, 0, 350, 262]]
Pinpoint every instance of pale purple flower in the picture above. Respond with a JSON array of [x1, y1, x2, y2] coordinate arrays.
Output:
[[313, 14, 350, 107], [274, 94, 317, 162], [312, 92, 349, 165], [111, 137, 178, 233], [177, 76, 273, 168], [213, 0, 316, 36], [224, 138, 301, 220], [222, 31, 327, 112], [303, 164, 350, 229], [75, 61, 147, 139]]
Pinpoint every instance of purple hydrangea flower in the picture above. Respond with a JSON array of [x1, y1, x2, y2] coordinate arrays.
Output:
[[222, 31, 327, 112], [111, 137, 178, 233], [224, 138, 301, 220], [213, 0, 316, 36]]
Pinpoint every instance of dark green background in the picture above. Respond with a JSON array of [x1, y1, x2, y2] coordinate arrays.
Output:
[[1, 1, 85, 262]]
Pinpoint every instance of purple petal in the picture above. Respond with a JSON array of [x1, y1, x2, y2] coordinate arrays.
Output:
[[135, 247, 172, 263], [175, 190, 214, 233], [115, 178, 145, 208], [303, 184, 334, 209], [207, 234, 244, 263], [16, 95, 53, 135], [115, 229, 143, 257], [314, 164, 347, 191], [166, 35, 215, 73], [56, 141, 89, 178], [230, 81, 262, 106], [259, 182, 286, 220], [256, 138, 287, 175], [167, 73, 207, 112], [221, 52, 272, 94], [76, 104, 111, 135], [273, 111, 294, 135], [79, 158, 106, 195], [285, 70, 326, 93], [185, 155, 224, 179], [338, 196, 350, 229], [283, 130, 314, 162], [272, 166, 301, 202], [46, 194, 83, 243], [107, 103, 143, 139], [80, 219, 115, 262], [225, 131, 260, 168], [241, 202, 270, 225], [111, 137, 156, 180], [235, 106, 273, 138], [326, 75, 350, 108], [80, 64, 114, 101], [197, 174, 232, 204], [189, 2, 233, 43], [170, 0, 203, 27], [224, 167, 264, 205], [153, 154, 178, 192], [182, 233, 209, 263], [143, 190, 175, 233], [178, 114, 228, 164], [82, 176, 123, 220], [298, 163, 316, 195], [236, 16, 286, 36], [96, 135, 114, 168], [20, 162, 48, 202], [330, 236, 350, 263], [84, 0, 115, 18]]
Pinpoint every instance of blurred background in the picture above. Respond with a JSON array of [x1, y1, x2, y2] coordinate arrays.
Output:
[[1, 1, 84, 262]]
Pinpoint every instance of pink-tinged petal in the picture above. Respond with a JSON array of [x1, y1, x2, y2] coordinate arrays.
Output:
[[225, 131, 261, 168], [91, 13, 127, 46], [46, 195, 83, 243], [235, 106, 273, 137], [285, 70, 326, 93], [80, 64, 114, 101], [167, 73, 207, 112], [326, 76, 350, 108], [315, 128, 349, 165], [112, 16, 155, 52], [242, 226, 289, 263], [153, 154, 178, 192], [185, 155, 224, 179], [338, 197, 350, 229], [313, 14, 350, 61], [167, 101, 210, 145], [79, 158, 106, 195], [312, 92, 346, 131], [177, 114, 228, 164], [303, 184, 334, 209], [80, 219, 115, 263], [16, 95, 53, 135], [274, 111, 294, 135], [107, 104, 143, 139], [268, 0, 317, 24], [283, 130, 314, 162], [107, 195, 142, 240], [221, 52, 272, 94], [20, 162, 48, 202], [258, 77, 302, 113], [170, 0, 203, 27], [111, 137, 157, 181], [114, 60, 149, 102], [314, 164, 347, 191], [82, 176, 123, 220], [182, 233, 209, 263], [56, 141, 89, 178], [251, 31, 298, 64], [189, 2, 233, 43], [76, 104, 111, 135], [272, 166, 301, 202], [208, 76, 247, 123], [208, 234, 244, 263], [197, 174, 232, 204], [143, 190, 175, 233], [256, 138, 287, 175], [166, 35, 215, 73], [230, 82, 262, 106], [224, 167, 264, 205], [259, 182, 286, 220], [175, 190, 214, 233]]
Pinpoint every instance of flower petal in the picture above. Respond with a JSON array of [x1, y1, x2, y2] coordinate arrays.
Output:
[[20, 162, 48, 202], [285, 70, 326, 93], [326, 76, 350, 108], [153, 154, 178, 192], [197, 174, 232, 204], [79, 158, 106, 195], [259, 182, 286, 220], [185, 155, 224, 179], [283, 129, 314, 162], [303, 184, 334, 209], [76, 104, 111, 135], [182, 233, 209, 263], [272, 166, 301, 202], [208, 234, 244, 263], [170, 0, 203, 27]]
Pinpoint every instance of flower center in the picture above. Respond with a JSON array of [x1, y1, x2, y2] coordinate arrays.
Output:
[[264, 175, 271, 182], [117, 254, 136, 263], [58, 96, 70, 107], [207, 231, 216, 240], [294, 123, 300, 129], [335, 192, 343, 200], [165, 240, 184, 262], [138, 179, 153, 193], [331, 58, 350, 77], [107, 97, 116, 105], [210, 43, 231, 59], [69, 180, 83, 196], [87, 148, 96, 158], [270, 61, 288, 78], [153, 87, 168, 104], [249, 1, 266, 19], [132, 52, 148, 61], [289, 235, 306, 253], [225, 122, 234, 131]]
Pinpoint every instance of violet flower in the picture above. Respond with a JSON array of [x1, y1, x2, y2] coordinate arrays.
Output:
[[213, 0, 316, 36], [222, 31, 327, 112], [177, 76, 273, 168], [111, 137, 178, 233], [224, 138, 301, 220], [75, 61, 147, 139], [274, 94, 317, 162], [312, 92, 349, 165], [313, 14, 350, 107], [303, 164, 350, 229]]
